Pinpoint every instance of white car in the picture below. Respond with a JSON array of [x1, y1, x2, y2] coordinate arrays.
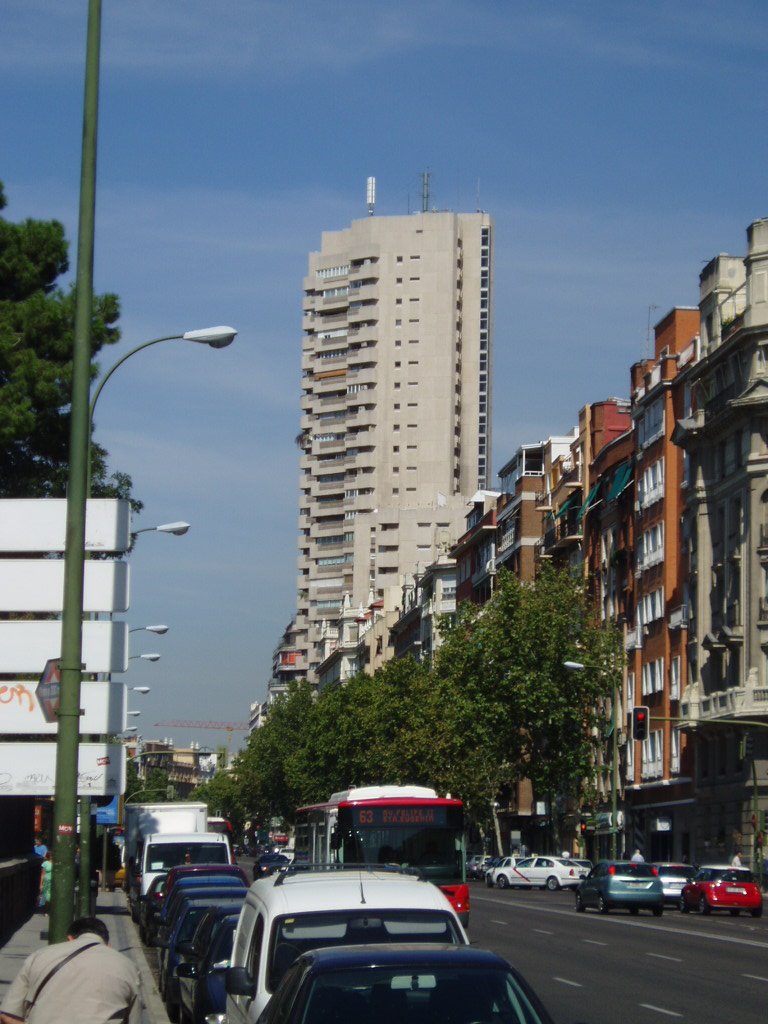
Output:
[[225, 865, 469, 1024], [498, 855, 589, 890], [485, 856, 522, 887]]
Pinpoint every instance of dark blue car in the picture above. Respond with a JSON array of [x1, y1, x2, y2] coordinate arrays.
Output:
[[176, 907, 240, 1024], [159, 893, 245, 1022], [158, 874, 247, 933], [251, 943, 557, 1024]]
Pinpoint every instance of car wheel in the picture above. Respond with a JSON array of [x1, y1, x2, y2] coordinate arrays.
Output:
[[652, 905, 663, 917], [575, 892, 585, 912], [729, 909, 740, 916], [679, 897, 689, 913], [497, 874, 509, 889], [545, 875, 560, 892], [130, 903, 139, 924], [598, 894, 610, 914], [699, 895, 711, 915], [629, 906, 639, 915], [485, 875, 493, 887], [751, 905, 763, 918]]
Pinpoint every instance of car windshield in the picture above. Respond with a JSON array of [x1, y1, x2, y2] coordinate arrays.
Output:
[[708, 868, 754, 883], [301, 966, 549, 1024], [612, 863, 656, 877], [268, 911, 464, 991], [148, 843, 228, 871], [657, 866, 694, 879]]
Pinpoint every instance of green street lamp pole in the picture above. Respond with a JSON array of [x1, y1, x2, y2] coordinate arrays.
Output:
[[49, 0, 102, 945]]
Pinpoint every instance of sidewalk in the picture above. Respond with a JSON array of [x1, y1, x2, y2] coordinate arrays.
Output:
[[0, 890, 167, 1024]]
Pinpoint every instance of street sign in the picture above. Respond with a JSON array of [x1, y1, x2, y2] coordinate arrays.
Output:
[[36, 658, 61, 724], [1, 681, 127, 735]]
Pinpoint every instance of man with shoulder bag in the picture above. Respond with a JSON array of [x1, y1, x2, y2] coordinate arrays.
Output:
[[0, 917, 141, 1024]]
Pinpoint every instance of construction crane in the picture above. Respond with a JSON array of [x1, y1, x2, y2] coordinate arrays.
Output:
[[153, 720, 248, 756]]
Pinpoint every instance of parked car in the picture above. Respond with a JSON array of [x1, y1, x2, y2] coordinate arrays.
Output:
[[156, 875, 247, 941], [176, 906, 241, 1024], [503, 856, 589, 891], [225, 865, 469, 1024], [465, 854, 486, 879], [139, 872, 168, 945], [575, 860, 664, 915], [164, 862, 250, 896], [485, 856, 521, 888], [679, 865, 763, 917], [160, 893, 246, 1021], [254, 944, 558, 1024], [481, 856, 503, 881], [651, 862, 696, 905]]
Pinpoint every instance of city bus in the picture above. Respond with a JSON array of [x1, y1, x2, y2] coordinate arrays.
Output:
[[294, 785, 469, 925]]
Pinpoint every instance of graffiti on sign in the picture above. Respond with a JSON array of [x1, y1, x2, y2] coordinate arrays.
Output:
[[0, 684, 35, 712]]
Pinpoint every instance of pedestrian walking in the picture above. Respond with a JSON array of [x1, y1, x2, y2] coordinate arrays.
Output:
[[0, 916, 141, 1024], [38, 852, 52, 913], [731, 851, 742, 867], [630, 848, 645, 863]]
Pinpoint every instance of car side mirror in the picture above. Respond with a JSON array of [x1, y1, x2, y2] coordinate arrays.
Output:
[[226, 966, 255, 996], [211, 960, 230, 972]]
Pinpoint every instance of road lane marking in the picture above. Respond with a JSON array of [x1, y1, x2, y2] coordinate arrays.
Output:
[[742, 973, 768, 983], [533, 929, 553, 935], [646, 953, 682, 963], [491, 919, 509, 925], [582, 939, 607, 946], [639, 1005, 682, 1017], [553, 977, 582, 988]]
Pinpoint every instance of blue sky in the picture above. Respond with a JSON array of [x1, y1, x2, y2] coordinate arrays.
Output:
[[4, 1, 768, 752]]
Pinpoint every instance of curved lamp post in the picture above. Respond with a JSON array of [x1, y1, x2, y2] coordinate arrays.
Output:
[[52, 324, 237, 936], [130, 624, 169, 635]]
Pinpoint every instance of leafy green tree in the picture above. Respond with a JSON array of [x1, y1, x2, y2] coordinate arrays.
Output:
[[0, 182, 138, 505], [191, 771, 248, 835]]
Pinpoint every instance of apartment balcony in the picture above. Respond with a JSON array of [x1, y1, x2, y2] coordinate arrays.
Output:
[[625, 628, 643, 651], [534, 491, 553, 511], [348, 323, 378, 346], [348, 282, 378, 304], [347, 364, 378, 388], [321, 292, 350, 312], [472, 555, 496, 588], [346, 406, 377, 429], [680, 680, 768, 723], [668, 604, 689, 630], [539, 508, 582, 555]]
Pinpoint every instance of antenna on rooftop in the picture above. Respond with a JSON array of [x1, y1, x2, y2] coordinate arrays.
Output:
[[421, 170, 431, 213], [366, 176, 376, 217]]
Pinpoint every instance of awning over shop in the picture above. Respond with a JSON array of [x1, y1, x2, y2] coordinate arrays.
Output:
[[577, 483, 601, 522], [606, 461, 633, 502]]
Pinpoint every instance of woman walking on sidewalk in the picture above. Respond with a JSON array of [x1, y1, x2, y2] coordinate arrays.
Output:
[[38, 853, 52, 913]]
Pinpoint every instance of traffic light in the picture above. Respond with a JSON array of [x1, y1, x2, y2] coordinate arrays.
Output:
[[632, 706, 650, 741]]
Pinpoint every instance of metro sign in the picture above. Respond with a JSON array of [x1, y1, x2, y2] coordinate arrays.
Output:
[[36, 658, 61, 724]]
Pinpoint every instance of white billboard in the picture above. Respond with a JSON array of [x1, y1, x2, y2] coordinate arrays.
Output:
[[0, 742, 126, 795], [0, 681, 127, 735], [0, 621, 128, 673], [0, 498, 131, 553], [0, 559, 130, 613]]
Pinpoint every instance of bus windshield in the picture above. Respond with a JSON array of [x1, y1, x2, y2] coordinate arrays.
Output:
[[338, 807, 464, 883]]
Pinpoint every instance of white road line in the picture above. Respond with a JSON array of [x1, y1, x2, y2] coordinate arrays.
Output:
[[553, 977, 582, 988], [639, 1004, 682, 1017], [582, 939, 607, 946], [533, 928, 553, 935], [491, 919, 508, 925], [646, 953, 682, 963], [742, 973, 768, 983]]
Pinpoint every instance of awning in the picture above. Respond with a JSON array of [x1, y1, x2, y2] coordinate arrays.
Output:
[[606, 461, 633, 502], [553, 492, 579, 519], [577, 483, 601, 523]]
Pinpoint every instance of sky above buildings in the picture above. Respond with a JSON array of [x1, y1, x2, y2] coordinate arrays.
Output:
[[4, 0, 768, 751]]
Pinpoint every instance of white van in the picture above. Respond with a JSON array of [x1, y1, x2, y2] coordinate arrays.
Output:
[[225, 866, 468, 1024], [129, 831, 232, 918]]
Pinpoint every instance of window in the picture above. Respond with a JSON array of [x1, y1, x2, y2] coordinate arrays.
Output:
[[642, 657, 664, 695], [670, 656, 681, 700]]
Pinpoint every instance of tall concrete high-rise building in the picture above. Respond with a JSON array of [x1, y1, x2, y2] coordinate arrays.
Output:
[[292, 209, 493, 684]]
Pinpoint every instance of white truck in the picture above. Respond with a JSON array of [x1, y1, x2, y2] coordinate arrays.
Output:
[[124, 802, 209, 919]]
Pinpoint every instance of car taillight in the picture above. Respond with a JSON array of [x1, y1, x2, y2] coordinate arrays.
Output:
[[651, 867, 659, 876], [608, 865, 616, 875]]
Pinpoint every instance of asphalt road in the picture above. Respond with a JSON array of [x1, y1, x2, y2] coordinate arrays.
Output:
[[467, 881, 768, 1024]]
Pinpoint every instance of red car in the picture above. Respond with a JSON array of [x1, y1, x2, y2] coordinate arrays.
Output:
[[679, 865, 763, 917]]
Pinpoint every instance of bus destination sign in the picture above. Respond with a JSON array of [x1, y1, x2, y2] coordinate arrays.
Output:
[[352, 805, 448, 828]]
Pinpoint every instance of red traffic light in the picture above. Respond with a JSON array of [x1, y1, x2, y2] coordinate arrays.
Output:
[[632, 706, 650, 741]]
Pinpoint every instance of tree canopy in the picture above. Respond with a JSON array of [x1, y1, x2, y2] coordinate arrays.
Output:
[[231, 566, 620, 844], [0, 181, 137, 504]]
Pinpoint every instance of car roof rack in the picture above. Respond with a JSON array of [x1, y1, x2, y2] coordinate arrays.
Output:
[[271, 862, 425, 887]]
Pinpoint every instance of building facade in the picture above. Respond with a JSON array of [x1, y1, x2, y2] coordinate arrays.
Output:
[[293, 211, 493, 685]]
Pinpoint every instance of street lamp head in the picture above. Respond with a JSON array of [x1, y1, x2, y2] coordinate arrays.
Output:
[[563, 661, 586, 672], [127, 710, 141, 717], [182, 326, 237, 349], [130, 653, 161, 663], [131, 686, 151, 695], [129, 624, 169, 635], [157, 522, 190, 536], [122, 727, 138, 734]]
